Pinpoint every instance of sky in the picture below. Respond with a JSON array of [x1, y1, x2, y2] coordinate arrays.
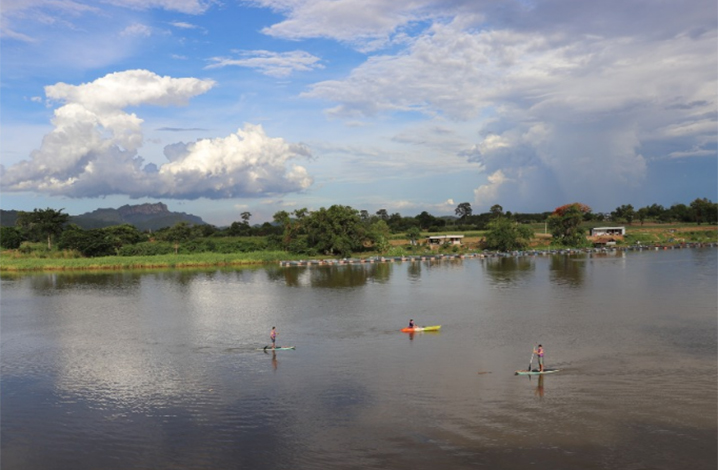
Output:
[[1, 0, 716, 226]]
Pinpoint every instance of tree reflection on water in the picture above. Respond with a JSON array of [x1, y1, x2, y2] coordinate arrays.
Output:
[[549, 254, 586, 287]]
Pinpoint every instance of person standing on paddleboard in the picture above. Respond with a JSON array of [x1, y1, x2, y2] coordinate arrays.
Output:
[[270, 326, 277, 350], [534, 344, 544, 372]]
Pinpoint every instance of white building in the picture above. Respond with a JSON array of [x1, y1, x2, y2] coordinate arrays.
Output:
[[590, 227, 626, 236], [426, 235, 464, 247]]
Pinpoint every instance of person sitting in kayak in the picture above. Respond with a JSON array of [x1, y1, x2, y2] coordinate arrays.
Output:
[[408, 319, 416, 329], [270, 326, 277, 350], [534, 344, 544, 372]]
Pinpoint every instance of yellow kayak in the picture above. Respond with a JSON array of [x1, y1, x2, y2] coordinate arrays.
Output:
[[401, 325, 441, 333]]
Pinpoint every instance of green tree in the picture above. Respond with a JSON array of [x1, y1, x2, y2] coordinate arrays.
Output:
[[690, 198, 717, 224], [16, 207, 70, 250], [376, 209, 389, 221], [490, 204, 504, 218], [273, 210, 293, 250], [191, 224, 217, 238], [304, 205, 365, 257], [228, 212, 252, 236], [294, 208, 309, 220], [163, 222, 193, 254], [59, 225, 116, 257], [388, 216, 419, 232], [414, 211, 445, 230], [386, 212, 403, 231], [455, 202, 472, 221], [415, 211, 434, 230], [256, 221, 281, 237], [103, 224, 144, 246], [637, 207, 649, 226], [228, 221, 248, 236], [667, 203, 691, 222], [484, 217, 534, 252], [645, 203, 666, 220], [625, 205, 635, 224], [548, 203, 591, 247], [368, 220, 391, 254], [611, 204, 635, 224], [272, 208, 310, 252], [406, 226, 421, 246], [0, 226, 24, 249]]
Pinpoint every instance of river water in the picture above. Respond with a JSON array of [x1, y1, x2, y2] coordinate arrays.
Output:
[[2, 248, 716, 469]]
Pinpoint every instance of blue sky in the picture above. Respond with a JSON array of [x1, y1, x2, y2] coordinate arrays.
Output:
[[1, 0, 716, 226]]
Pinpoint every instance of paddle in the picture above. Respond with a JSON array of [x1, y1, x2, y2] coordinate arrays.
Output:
[[528, 347, 535, 372]]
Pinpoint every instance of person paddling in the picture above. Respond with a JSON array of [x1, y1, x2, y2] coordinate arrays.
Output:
[[270, 326, 277, 350], [408, 319, 416, 329], [533, 344, 545, 372]]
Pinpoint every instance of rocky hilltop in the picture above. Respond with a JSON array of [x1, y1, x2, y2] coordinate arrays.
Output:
[[73, 203, 206, 231], [119, 202, 172, 217], [0, 203, 206, 231]]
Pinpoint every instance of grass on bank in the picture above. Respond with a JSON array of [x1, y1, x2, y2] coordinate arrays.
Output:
[[0, 251, 299, 272]]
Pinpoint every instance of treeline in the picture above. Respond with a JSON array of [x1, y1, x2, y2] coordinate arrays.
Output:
[[1, 198, 715, 258]]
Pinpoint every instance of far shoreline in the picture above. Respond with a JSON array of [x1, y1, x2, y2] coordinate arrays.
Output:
[[2, 241, 715, 274]]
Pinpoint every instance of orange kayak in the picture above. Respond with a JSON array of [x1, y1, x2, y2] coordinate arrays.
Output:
[[400, 325, 441, 333]]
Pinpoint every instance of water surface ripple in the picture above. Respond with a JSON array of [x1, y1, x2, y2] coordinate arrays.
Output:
[[2, 248, 716, 469]]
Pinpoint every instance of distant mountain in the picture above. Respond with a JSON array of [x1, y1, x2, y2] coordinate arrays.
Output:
[[0, 210, 20, 227], [1, 203, 207, 231]]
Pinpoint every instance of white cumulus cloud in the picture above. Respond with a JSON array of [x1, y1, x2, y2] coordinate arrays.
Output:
[[156, 124, 313, 198], [0, 70, 314, 199]]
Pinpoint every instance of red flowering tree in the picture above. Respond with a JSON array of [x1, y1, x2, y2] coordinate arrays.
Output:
[[552, 203, 591, 217], [548, 203, 592, 247]]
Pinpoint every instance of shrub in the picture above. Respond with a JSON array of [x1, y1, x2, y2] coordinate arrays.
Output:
[[118, 242, 175, 256], [0, 226, 24, 249]]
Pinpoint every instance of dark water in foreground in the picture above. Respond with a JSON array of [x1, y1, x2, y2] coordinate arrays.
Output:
[[2, 248, 716, 469]]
